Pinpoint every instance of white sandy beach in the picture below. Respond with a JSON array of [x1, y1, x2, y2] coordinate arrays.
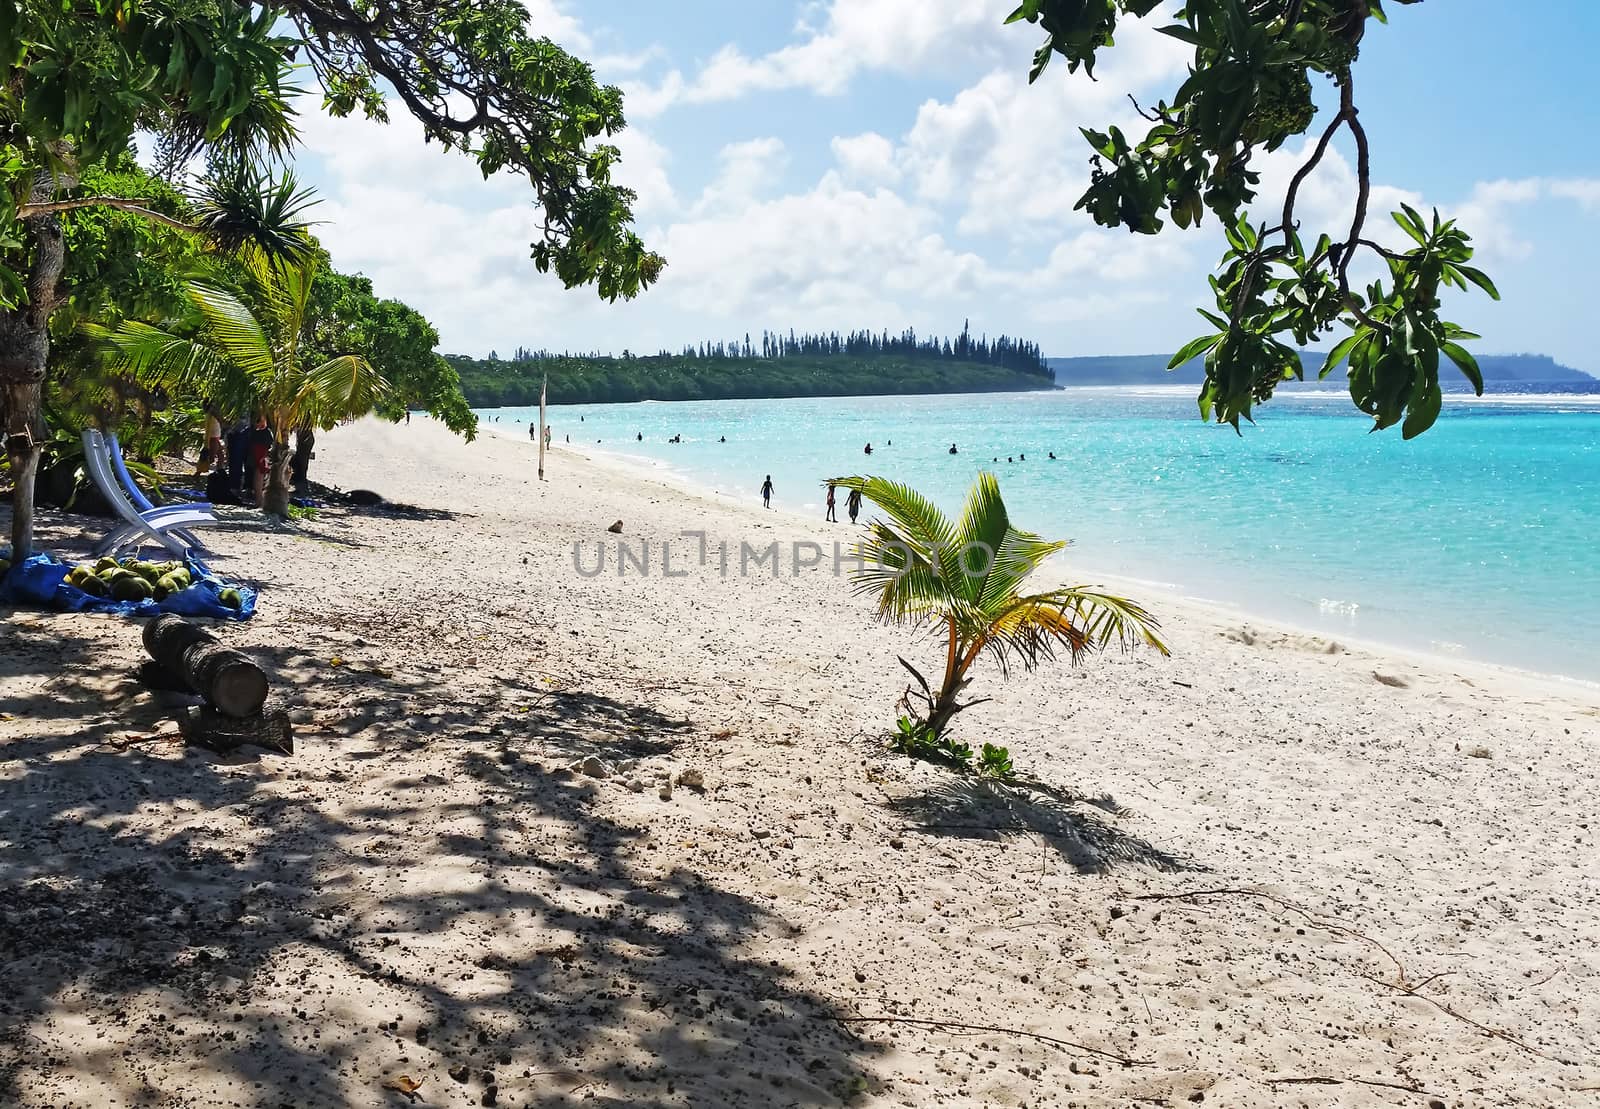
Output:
[[3, 415, 1598, 1107]]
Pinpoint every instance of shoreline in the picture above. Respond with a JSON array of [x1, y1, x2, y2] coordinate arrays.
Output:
[[487, 419, 1600, 695]]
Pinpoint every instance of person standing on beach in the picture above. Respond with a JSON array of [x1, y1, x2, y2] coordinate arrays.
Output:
[[760, 475, 774, 509], [846, 487, 862, 524], [825, 484, 837, 522], [864, 443, 872, 455], [249, 414, 272, 507], [529, 423, 536, 442]]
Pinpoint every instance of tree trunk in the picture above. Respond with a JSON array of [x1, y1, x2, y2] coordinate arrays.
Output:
[[142, 615, 270, 718], [289, 423, 314, 496], [0, 181, 67, 559], [179, 704, 293, 756], [264, 430, 292, 518]]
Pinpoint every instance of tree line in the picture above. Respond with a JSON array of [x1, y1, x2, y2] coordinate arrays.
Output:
[[501, 322, 1050, 377], [456, 325, 1056, 407]]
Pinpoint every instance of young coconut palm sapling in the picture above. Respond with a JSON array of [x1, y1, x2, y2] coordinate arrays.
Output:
[[828, 473, 1168, 774]]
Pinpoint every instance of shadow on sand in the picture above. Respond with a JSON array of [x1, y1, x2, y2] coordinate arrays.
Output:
[[0, 621, 883, 1107], [885, 776, 1199, 875]]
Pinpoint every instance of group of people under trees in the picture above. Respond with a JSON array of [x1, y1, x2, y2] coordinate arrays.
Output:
[[195, 415, 283, 509]]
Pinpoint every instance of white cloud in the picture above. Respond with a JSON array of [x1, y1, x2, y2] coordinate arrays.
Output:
[[831, 133, 900, 186], [627, 0, 1058, 116], [690, 138, 789, 216], [518, 0, 589, 51], [1548, 178, 1600, 213]]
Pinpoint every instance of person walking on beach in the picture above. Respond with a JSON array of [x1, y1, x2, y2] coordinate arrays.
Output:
[[825, 484, 837, 522], [760, 475, 774, 509], [846, 487, 863, 524], [529, 423, 537, 441]]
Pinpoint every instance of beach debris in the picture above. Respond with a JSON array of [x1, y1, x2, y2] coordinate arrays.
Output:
[[659, 779, 674, 801], [1373, 671, 1410, 688], [143, 614, 269, 718], [576, 755, 612, 778], [347, 489, 385, 506], [626, 778, 646, 793], [607, 519, 624, 533], [384, 1075, 424, 1101], [1466, 745, 1493, 759], [676, 767, 706, 791]]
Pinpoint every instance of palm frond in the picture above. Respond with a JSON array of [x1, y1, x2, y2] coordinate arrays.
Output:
[[1040, 587, 1169, 656], [185, 281, 276, 381], [296, 355, 390, 428], [977, 525, 1069, 615], [847, 519, 951, 625], [84, 319, 236, 399]]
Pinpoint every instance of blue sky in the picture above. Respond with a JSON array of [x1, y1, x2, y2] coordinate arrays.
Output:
[[293, 0, 1600, 373]]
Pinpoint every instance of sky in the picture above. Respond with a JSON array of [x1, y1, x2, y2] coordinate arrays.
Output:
[[290, 0, 1600, 372]]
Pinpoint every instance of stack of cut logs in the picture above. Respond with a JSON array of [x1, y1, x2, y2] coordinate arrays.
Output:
[[142, 614, 292, 754]]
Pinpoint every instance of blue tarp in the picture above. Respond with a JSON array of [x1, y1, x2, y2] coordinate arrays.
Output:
[[0, 553, 257, 620]]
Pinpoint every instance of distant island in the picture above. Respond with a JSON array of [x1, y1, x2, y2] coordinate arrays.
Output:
[[454, 331, 1593, 408], [1048, 352, 1596, 387], [451, 325, 1054, 406]]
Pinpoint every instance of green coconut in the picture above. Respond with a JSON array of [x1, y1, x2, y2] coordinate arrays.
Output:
[[111, 576, 154, 602], [168, 567, 193, 588], [155, 573, 186, 600], [78, 574, 109, 597], [134, 561, 162, 584], [219, 587, 243, 610], [95, 556, 118, 573]]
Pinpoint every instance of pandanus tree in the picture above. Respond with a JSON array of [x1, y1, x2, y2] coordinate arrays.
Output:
[[88, 245, 387, 517], [828, 473, 1168, 741]]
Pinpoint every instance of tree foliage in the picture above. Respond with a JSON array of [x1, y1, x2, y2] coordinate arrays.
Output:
[[1008, 0, 1496, 436], [277, 0, 663, 301], [454, 324, 1055, 406], [305, 267, 477, 439], [88, 246, 388, 516]]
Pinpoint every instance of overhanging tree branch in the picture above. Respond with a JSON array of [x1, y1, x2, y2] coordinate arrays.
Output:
[[16, 197, 199, 235]]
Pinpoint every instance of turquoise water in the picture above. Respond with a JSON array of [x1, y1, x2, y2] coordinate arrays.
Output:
[[480, 387, 1600, 681]]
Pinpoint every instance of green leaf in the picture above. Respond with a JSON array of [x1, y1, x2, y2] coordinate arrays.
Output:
[[1157, 24, 1211, 47], [1169, 332, 1222, 368], [1441, 341, 1483, 394], [1402, 380, 1442, 440], [1453, 264, 1501, 301], [1320, 332, 1360, 377]]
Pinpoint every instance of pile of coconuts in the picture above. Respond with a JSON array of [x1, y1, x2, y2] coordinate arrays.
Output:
[[63, 557, 242, 609]]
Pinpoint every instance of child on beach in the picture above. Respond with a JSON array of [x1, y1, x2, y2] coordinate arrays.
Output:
[[761, 475, 774, 509], [825, 484, 837, 522]]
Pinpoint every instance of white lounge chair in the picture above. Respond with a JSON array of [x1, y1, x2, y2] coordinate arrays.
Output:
[[106, 431, 209, 552], [82, 429, 217, 561]]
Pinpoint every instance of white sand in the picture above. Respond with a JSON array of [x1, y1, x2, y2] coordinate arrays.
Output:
[[2, 415, 1597, 1107]]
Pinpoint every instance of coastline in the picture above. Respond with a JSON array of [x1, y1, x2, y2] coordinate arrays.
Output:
[[5, 415, 1598, 1107], [487, 419, 1600, 695]]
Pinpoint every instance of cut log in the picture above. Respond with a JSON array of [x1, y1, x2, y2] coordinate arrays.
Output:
[[143, 614, 269, 718], [180, 705, 293, 756]]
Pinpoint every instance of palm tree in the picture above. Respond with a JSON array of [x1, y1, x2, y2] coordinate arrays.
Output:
[[828, 473, 1168, 739], [88, 246, 388, 517]]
